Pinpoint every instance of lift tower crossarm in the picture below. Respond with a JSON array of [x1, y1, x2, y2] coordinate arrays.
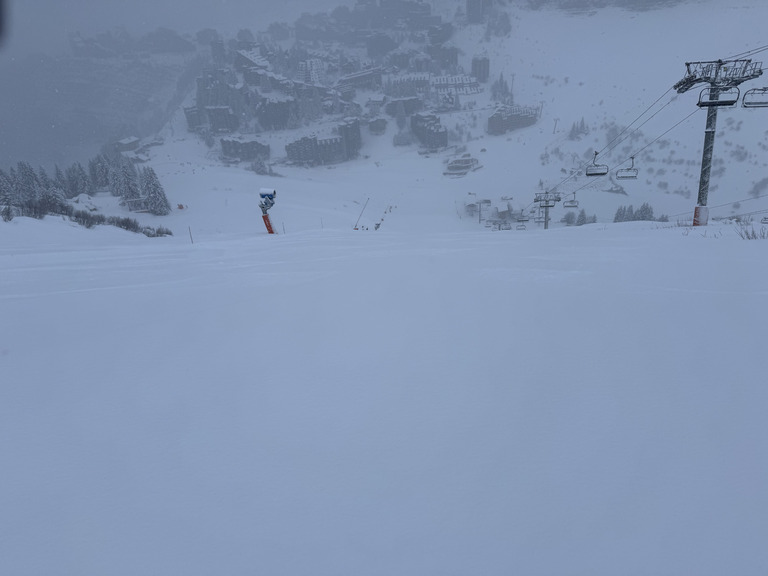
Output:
[[673, 59, 763, 93], [673, 58, 763, 225]]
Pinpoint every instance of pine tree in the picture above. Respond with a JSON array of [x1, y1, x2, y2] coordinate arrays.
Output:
[[108, 155, 137, 199], [40, 185, 67, 215], [0, 169, 15, 219], [15, 161, 39, 207], [614, 206, 626, 223], [568, 122, 579, 140], [88, 155, 111, 189], [54, 165, 68, 195], [120, 162, 142, 209], [576, 208, 587, 226], [65, 162, 92, 199], [140, 167, 171, 215], [37, 167, 53, 191], [636, 202, 654, 221], [0, 169, 12, 204], [108, 162, 125, 197]]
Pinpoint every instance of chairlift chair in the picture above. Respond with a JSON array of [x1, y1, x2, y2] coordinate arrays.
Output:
[[516, 223, 527, 230], [585, 151, 609, 177], [697, 86, 740, 107], [616, 156, 639, 180], [743, 87, 768, 108], [761, 216, 768, 225], [563, 194, 578, 208]]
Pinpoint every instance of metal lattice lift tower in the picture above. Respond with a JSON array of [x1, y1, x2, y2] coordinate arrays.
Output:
[[534, 192, 561, 229], [673, 58, 762, 225]]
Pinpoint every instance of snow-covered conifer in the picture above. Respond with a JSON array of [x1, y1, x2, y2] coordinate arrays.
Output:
[[120, 161, 142, 208], [140, 167, 171, 215], [88, 155, 111, 190], [65, 162, 92, 199], [15, 161, 39, 206]]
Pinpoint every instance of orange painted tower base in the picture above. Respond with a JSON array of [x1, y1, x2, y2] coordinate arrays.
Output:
[[262, 213, 275, 234]]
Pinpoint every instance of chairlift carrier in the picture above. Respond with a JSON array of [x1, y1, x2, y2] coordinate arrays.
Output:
[[616, 156, 639, 180], [563, 193, 578, 208], [586, 151, 609, 177], [743, 87, 768, 108], [697, 86, 740, 107]]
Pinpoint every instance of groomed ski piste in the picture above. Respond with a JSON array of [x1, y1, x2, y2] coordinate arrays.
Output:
[[2, 1, 768, 575]]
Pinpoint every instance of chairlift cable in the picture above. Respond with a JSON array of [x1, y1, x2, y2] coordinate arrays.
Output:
[[726, 208, 768, 220], [597, 87, 675, 158], [726, 43, 768, 61], [709, 191, 768, 210], [598, 95, 678, 160], [562, 107, 703, 200], [622, 107, 702, 161], [546, 87, 680, 196], [668, 192, 768, 219]]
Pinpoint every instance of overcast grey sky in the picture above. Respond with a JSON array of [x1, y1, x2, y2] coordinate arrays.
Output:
[[2, 0, 355, 56]]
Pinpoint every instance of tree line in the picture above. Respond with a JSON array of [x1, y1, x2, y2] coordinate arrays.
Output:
[[613, 203, 668, 223], [1, 152, 171, 223]]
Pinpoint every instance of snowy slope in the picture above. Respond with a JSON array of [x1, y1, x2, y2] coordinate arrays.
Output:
[[2, 2, 768, 575], [3, 214, 767, 576]]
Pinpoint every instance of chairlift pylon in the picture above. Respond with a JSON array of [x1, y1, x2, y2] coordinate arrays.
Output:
[[585, 151, 609, 177], [697, 86, 740, 107], [743, 87, 768, 108], [616, 156, 639, 180]]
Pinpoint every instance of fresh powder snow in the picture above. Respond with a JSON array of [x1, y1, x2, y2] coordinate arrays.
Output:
[[2, 1, 768, 575]]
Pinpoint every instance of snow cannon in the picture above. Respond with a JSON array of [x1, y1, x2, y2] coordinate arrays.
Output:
[[258, 188, 277, 234]]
